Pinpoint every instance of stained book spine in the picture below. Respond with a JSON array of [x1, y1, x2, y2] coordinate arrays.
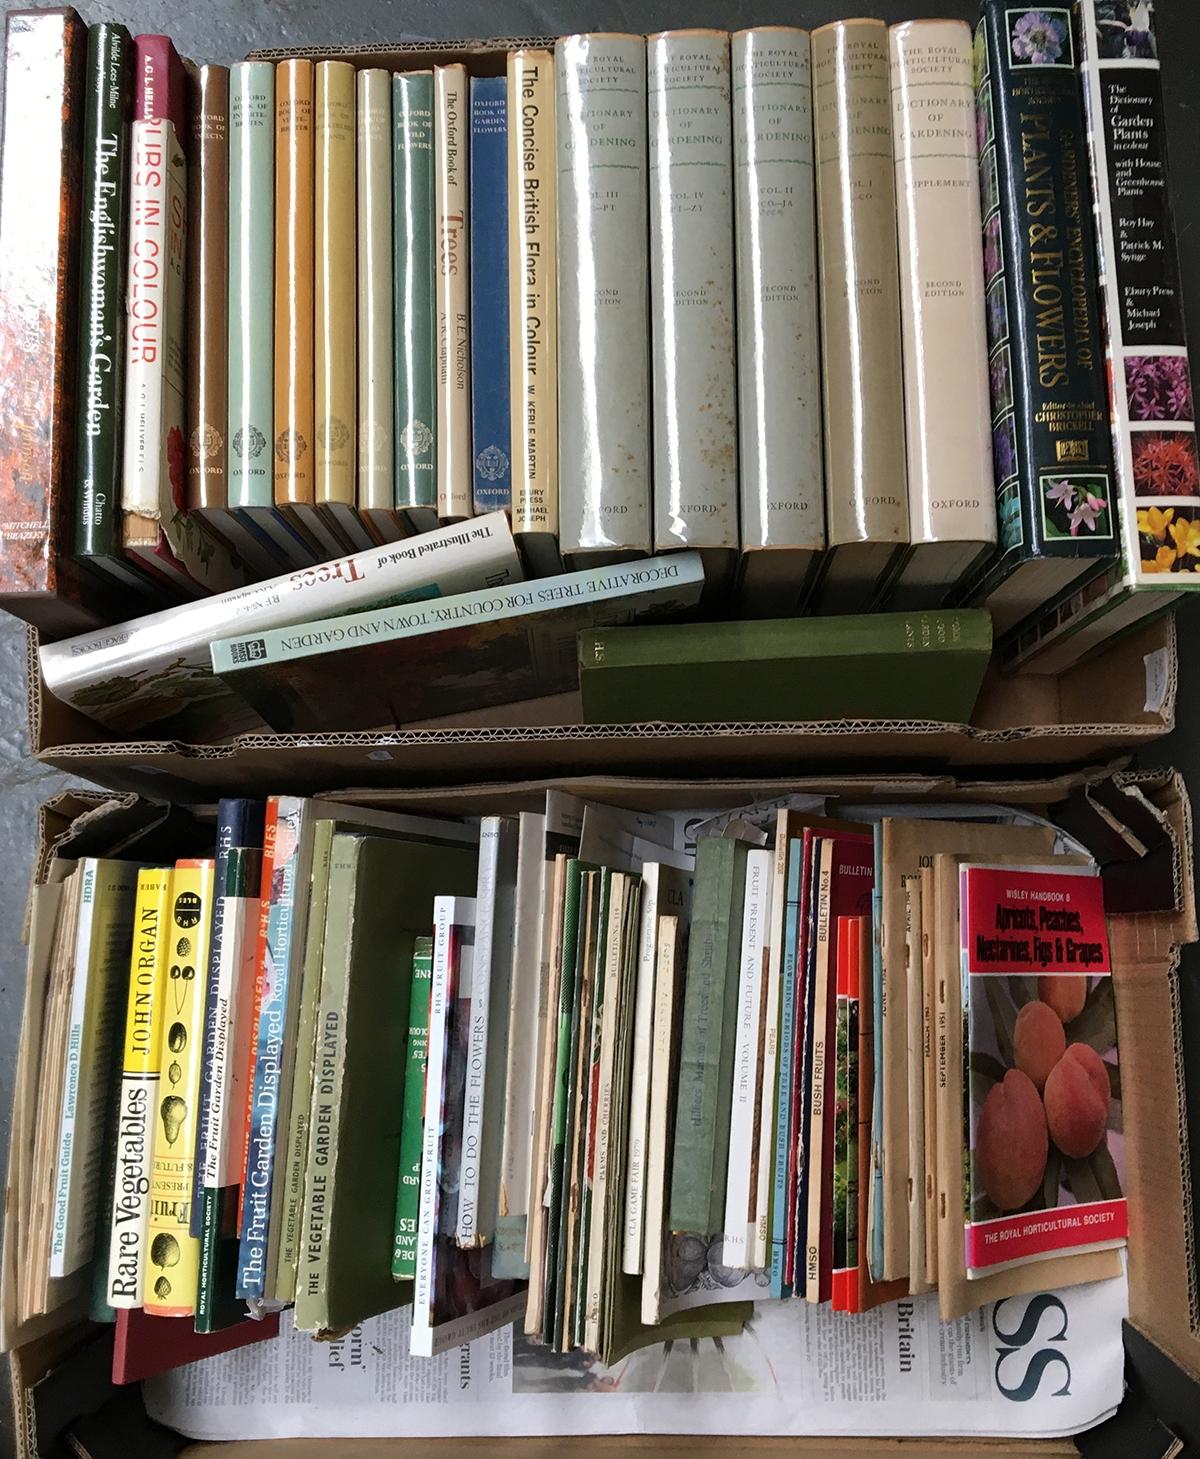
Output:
[[228, 62, 275, 511], [889, 22, 995, 571], [392, 72, 437, 520], [357, 69, 394, 519], [187, 65, 229, 512], [314, 61, 356, 511], [507, 51, 558, 546], [731, 29, 824, 579], [274, 59, 315, 508], [971, 2, 1116, 601], [434, 64, 472, 522], [812, 21, 908, 589], [648, 31, 739, 560], [469, 76, 512, 516], [555, 34, 651, 560], [1077, 0, 1198, 591], [74, 23, 133, 562], [0, 7, 89, 618]]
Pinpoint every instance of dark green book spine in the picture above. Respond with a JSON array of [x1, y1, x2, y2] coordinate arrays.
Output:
[[391, 936, 433, 1280], [73, 23, 131, 563], [669, 837, 750, 1236], [393, 71, 437, 514], [972, 2, 1115, 594]]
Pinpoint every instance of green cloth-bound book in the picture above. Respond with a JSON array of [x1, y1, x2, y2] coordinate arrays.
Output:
[[391, 936, 433, 1280], [577, 609, 993, 725], [668, 836, 750, 1239]]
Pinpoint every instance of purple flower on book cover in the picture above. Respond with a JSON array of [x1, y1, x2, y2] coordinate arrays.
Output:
[[1096, 1, 1157, 59], [1011, 10, 1069, 65], [1069, 491, 1109, 536], [987, 283, 1008, 349], [983, 215, 1003, 283], [993, 416, 1017, 481], [1125, 355, 1194, 423], [1045, 478, 1077, 513]]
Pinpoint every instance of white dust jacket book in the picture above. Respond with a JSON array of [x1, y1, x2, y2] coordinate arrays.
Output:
[[555, 34, 652, 564], [434, 64, 473, 522], [811, 19, 909, 614], [648, 31, 739, 584], [732, 28, 825, 615], [887, 20, 996, 610]]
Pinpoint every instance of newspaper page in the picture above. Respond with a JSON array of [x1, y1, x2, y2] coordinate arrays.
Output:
[[146, 1271, 1127, 1441]]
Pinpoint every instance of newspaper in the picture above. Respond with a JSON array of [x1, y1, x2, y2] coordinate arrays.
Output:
[[146, 1271, 1127, 1441]]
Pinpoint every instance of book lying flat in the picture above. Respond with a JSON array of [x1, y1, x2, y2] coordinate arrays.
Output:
[[211, 552, 706, 733]]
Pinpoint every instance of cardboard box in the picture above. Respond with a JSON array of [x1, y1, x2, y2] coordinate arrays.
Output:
[[26, 611, 1178, 801], [4, 767, 1197, 1456]]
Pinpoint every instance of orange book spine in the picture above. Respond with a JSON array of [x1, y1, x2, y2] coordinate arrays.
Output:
[[273, 60, 315, 506], [236, 800, 277, 1231]]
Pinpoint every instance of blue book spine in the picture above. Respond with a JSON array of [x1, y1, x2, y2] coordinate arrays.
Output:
[[189, 799, 265, 1237], [769, 838, 803, 1299], [236, 797, 304, 1299], [468, 76, 511, 514], [868, 823, 885, 1281]]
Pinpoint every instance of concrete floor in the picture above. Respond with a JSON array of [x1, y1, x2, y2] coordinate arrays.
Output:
[[1, 0, 1198, 1454]]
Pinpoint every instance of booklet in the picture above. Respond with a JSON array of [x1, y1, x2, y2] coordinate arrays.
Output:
[[960, 863, 1126, 1278]]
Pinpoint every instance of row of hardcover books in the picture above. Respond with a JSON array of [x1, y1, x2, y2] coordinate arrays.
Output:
[[14, 788, 1125, 1381], [0, 2, 1194, 675]]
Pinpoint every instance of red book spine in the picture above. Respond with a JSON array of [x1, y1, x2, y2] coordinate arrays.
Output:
[[0, 8, 119, 632], [133, 31, 187, 137], [236, 798, 277, 1232]]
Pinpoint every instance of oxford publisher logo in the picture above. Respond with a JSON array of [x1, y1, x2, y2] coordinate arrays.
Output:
[[233, 424, 267, 460], [401, 418, 434, 458], [474, 443, 509, 481], [1006, 9, 1074, 68], [275, 428, 309, 464]]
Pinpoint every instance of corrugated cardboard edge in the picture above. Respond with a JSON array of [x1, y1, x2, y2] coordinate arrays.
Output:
[[177, 1441, 1081, 1458]]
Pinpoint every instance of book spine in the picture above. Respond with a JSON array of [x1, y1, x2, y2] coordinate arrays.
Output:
[[122, 41, 188, 534], [723, 847, 771, 1267], [889, 22, 994, 552], [392, 936, 433, 1279], [0, 8, 86, 606], [196, 839, 261, 1331], [621, 865, 660, 1275], [769, 837, 802, 1297], [74, 23, 132, 559], [144, 860, 214, 1317], [804, 843, 834, 1301], [237, 795, 306, 1299], [228, 62, 274, 510], [235, 800, 277, 1233], [507, 51, 558, 540], [732, 28, 824, 558], [50, 862, 100, 1276], [357, 69, 393, 515], [314, 61, 356, 509], [648, 30, 738, 555], [107, 869, 171, 1308], [1078, 0, 1197, 589], [434, 64, 472, 521], [753, 828, 787, 1274], [413, 898, 456, 1344], [392, 72, 437, 515], [975, 2, 1115, 579], [812, 20, 908, 551], [456, 819, 500, 1246], [669, 837, 742, 1235], [555, 34, 651, 558], [274, 59, 315, 507], [189, 805, 233, 1237], [292, 837, 356, 1333], [469, 76, 512, 516], [187, 65, 229, 512]]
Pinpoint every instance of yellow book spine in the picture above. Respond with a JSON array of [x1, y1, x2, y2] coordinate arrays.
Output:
[[274, 59, 316, 506], [144, 859, 216, 1317], [107, 868, 172, 1309], [315, 61, 356, 506]]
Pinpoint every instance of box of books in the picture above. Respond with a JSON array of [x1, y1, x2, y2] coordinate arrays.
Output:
[[1, 765, 1196, 1456]]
